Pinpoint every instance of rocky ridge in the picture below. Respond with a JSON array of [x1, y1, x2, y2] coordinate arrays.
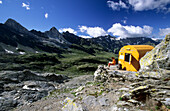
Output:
[[0, 18, 160, 54], [5, 19, 29, 34]]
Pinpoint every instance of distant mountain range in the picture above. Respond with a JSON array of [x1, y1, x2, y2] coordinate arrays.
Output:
[[0, 18, 161, 54]]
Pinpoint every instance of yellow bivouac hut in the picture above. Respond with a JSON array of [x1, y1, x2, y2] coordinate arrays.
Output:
[[118, 45, 154, 72]]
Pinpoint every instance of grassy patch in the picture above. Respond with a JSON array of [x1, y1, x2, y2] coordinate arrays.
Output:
[[0, 46, 117, 76]]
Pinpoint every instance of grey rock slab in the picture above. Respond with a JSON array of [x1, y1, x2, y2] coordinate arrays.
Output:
[[23, 81, 55, 91], [98, 97, 109, 106], [82, 96, 100, 107]]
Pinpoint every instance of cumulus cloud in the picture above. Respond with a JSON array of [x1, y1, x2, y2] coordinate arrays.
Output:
[[107, 0, 170, 12], [128, 0, 170, 12], [59, 28, 77, 35], [45, 13, 48, 19], [79, 26, 108, 37], [108, 23, 153, 38], [159, 28, 170, 36], [107, 0, 128, 10], [22, 3, 30, 10], [0, 1, 2, 4]]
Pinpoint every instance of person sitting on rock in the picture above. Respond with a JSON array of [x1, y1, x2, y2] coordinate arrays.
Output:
[[108, 57, 116, 67]]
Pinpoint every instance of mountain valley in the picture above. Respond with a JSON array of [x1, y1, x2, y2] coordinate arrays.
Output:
[[0, 18, 169, 111]]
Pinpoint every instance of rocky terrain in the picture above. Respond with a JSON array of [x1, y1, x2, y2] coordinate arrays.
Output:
[[9, 35, 169, 111], [0, 70, 69, 111], [0, 18, 168, 111]]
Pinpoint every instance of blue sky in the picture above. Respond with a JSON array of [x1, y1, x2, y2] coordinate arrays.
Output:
[[0, 0, 170, 39]]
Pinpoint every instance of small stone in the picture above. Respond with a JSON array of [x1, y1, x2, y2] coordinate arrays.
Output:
[[157, 91, 167, 95], [119, 88, 129, 92], [130, 85, 149, 94], [44, 105, 52, 110], [75, 92, 83, 96], [128, 99, 139, 104], [121, 93, 131, 100], [117, 101, 132, 107], [75, 86, 85, 92], [98, 97, 109, 106]]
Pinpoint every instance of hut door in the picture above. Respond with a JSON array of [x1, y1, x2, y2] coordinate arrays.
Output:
[[125, 53, 131, 64]]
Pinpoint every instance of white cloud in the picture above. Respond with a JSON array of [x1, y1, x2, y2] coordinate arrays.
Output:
[[0, 1, 2, 4], [121, 20, 127, 24], [107, 0, 170, 12], [108, 23, 153, 38], [128, 0, 170, 12], [79, 26, 108, 37], [159, 28, 170, 36], [79, 35, 92, 39], [107, 0, 128, 10], [59, 28, 77, 35], [45, 13, 48, 19], [22, 3, 30, 10]]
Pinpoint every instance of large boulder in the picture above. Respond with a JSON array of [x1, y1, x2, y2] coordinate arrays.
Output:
[[140, 35, 170, 72]]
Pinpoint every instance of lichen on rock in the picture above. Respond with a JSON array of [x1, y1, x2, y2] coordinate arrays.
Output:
[[94, 65, 109, 82], [140, 34, 170, 76]]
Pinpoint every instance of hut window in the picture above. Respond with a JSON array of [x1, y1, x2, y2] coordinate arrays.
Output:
[[125, 53, 130, 62]]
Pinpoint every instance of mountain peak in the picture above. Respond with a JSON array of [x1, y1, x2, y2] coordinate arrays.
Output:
[[45, 27, 61, 38], [5, 18, 17, 24], [45, 26, 61, 38], [4, 18, 29, 33], [49, 27, 59, 33]]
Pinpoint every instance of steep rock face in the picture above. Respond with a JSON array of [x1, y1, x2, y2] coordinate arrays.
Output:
[[46, 27, 61, 38], [90, 35, 119, 53], [140, 35, 170, 71], [5, 18, 29, 34], [45, 27, 68, 44], [0, 19, 69, 54], [62, 31, 91, 46], [30, 29, 48, 39]]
